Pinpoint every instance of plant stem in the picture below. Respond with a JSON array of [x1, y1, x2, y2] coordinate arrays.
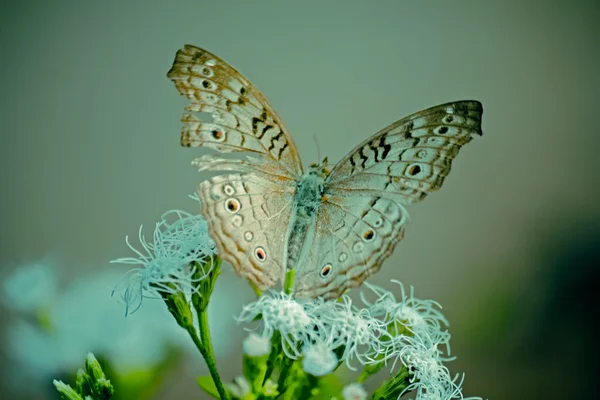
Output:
[[194, 310, 230, 400], [284, 269, 295, 294]]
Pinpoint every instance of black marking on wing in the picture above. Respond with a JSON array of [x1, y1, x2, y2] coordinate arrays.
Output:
[[404, 121, 414, 139], [368, 140, 380, 162], [258, 124, 274, 140], [358, 147, 368, 169], [267, 132, 283, 153], [349, 156, 357, 175], [383, 163, 394, 191], [278, 142, 289, 160], [380, 135, 391, 160], [398, 138, 420, 161], [361, 196, 381, 218], [252, 109, 270, 138]]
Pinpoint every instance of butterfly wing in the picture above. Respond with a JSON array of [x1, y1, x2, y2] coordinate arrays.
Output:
[[294, 195, 407, 299], [198, 173, 295, 289], [325, 100, 483, 203], [294, 101, 483, 298], [167, 45, 303, 177], [168, 45, 304, 288]]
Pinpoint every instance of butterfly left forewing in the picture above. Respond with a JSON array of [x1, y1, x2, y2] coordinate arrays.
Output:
[[326, 100, 483, 204]]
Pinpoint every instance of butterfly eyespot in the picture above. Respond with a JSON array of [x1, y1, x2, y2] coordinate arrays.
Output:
[[416, 150, 428, 159], [427, 137, 443, 145], [254, 247, 266, 261], [373, 217, 383, 228], [223, 184, 235, 196], [320, 263, 333, 278], [231, 215, 243, 227], [204, 59, 217, 66], [437, 126, 449, 134], [244, 231, 253, 242], [338, 253, 347, 262], [211, 130, 225, 141], [444, 115, 454, 123], [353, 242, 364, 252], [408, 165, 422, 176], [201, 67, 213, 77], [240, 86, 246, 95], [225, 198, 241, 213], [363, 229, 375, 241]]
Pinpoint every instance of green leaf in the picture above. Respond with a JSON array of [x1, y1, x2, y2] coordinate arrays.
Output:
[[197, 376, 221, 399]]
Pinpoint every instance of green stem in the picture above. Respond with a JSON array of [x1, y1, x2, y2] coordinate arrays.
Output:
[[263, 331, 282, 383], [284, 270, 295, 295], [276, 355, 295, 393], [194, 310, 230, 400]]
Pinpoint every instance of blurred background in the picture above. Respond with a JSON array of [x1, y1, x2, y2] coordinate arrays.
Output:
[[1, 1, 599, 399]]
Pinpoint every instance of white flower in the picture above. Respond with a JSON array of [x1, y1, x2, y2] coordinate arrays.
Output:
[[358, 281, 480, 399], [342, 383, 368, 400], [237, 291, 315, 358], [362, 281, 451, 354], [301, 341, 337, 376], [399, 335, 476, 400], [226, 376, 251, 398], [243, 332, 271, 357], [112, 210, 216, 314], [309, 296, 391, 369]]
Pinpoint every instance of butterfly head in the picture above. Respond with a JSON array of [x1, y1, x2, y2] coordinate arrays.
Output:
[[307, 156, 331, 179]]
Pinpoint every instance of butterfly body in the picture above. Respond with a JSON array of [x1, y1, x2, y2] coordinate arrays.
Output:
[[168, 45, 483, 299], [284, 163, 328, 273]]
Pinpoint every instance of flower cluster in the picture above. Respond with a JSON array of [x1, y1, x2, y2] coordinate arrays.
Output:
[[112, 210, 216, 315], [237, 282, 481, 400]]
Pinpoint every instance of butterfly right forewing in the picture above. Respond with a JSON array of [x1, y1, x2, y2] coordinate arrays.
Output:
[[167, 45, 303, 178]]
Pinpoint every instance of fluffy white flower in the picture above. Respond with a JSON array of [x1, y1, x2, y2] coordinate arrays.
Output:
[[112, 210, 216, 314], [309, 296, 391, 369], [362, 281, 451, 353], [302, 341, 338, 376], [342, 383, 368, 400], [237, 291, 316, 358], [398, 333, 486, 400], [243, 332, 271, 357]]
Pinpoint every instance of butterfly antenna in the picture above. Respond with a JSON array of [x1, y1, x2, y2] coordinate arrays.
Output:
[[313, 134, 322, 164]]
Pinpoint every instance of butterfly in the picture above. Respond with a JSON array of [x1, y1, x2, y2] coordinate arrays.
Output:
[[167, 45, 483, 299]]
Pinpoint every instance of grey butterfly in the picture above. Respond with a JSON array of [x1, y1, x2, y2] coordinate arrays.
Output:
[[167, 45, 483, 299]]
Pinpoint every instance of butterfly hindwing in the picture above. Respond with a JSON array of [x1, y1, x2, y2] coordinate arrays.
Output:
[[326, 101, 483, 204], [168, 45, 303, 178], [294, 195, 407, 299], [198, 173, 294, 289]]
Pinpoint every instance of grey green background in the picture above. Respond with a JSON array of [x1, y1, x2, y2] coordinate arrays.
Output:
[[1, 1, 599, 399]]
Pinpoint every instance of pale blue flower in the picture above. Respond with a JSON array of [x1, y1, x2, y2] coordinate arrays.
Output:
[[2, 261, 57, 312], [342, 383, 368, 400], [2, 266, 196, 396], [237, 291, 316, 358], [112, 210, 216, 315], [301, 341, 337, 376], [308, 296, 391, 369], [362, 281, 451, 354], [243, 332, 271, 357]]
